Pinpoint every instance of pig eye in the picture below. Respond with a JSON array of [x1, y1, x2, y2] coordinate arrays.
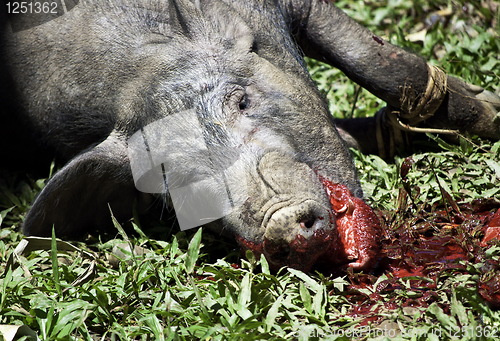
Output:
[[238, 94, 250, 112], [227, 89, 251, 114]]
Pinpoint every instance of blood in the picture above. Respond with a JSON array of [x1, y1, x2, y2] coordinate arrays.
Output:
[[481, 208, 500, 246], [235, 227, 339, 272], [235, 173, 500, 315], [236, 176, 383, 273], [479, 274, 500, 309], [338, 199, 500, 321], [319, 177, 382, 270]]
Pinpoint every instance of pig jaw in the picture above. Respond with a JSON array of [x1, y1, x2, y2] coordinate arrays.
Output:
[[236, 228, 340, 271]]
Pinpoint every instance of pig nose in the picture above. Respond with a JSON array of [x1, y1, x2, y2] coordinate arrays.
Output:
[[262, 200, 333, 269], [300, 216, 323, 230], [264, 200, 329, 238]]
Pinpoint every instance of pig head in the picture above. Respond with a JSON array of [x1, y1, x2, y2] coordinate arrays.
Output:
[[2, 0, 373, 271]]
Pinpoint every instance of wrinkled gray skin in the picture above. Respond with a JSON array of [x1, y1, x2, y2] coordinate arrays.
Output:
[[1, 0, 499, 270]]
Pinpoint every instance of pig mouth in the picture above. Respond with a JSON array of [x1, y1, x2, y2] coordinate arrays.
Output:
[[236, 227, 339, 271], [236, 177, 382, 272]]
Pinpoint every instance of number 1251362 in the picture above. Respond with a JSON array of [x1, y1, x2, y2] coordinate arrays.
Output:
[[6, 1, 58, 14]]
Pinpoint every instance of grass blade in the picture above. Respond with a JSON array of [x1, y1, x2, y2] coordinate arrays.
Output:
[[185, 228, 202, 274], [51, 226, 62, 296]]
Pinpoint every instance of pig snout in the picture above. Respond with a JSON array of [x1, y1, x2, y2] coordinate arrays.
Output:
[[263, 200, 329, 238], [261, 200, 336, 270], [233, 151, 339, 271]]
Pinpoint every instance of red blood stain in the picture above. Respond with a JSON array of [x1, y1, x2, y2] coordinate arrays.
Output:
[[236, 226, 341, 272], [235, 174, 500, 316], [236, 177, 382, 273], [339, 198, 500, 321], [479, 273, 500, 309], [481, 209, 500, 246], [320, 177, 382, 270]]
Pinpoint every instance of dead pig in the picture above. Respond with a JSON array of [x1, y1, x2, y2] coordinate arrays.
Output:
[[1, 0, 499, 272]]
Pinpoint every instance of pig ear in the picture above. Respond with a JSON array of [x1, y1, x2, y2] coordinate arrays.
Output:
[[23, 131, 143, 238]]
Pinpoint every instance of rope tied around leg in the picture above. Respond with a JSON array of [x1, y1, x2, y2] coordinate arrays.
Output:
[[399, 63, 448, 125], [375, 63, 460, 158]]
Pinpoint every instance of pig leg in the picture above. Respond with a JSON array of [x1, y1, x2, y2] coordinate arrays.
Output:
[[332, 116, 410, 158], [285, 0, 500, 152]]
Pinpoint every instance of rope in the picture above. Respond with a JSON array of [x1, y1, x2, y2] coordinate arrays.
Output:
[[375, 109, 412, 159], [375, 63, 458, 158], [399, 63, 448, 125]]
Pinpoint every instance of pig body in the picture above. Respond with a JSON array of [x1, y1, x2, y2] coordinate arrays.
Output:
[[1, 0, 498, 271]]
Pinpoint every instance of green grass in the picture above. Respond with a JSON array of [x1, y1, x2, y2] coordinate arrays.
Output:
[[1, 0, 499, 340]]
